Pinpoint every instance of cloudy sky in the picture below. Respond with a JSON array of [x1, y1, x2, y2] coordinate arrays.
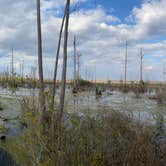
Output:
[[0, 0, 166, 81]]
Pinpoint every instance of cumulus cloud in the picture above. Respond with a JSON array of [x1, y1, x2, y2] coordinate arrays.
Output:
[[0, 0, 165, 81], [132, 0, 166, 38]]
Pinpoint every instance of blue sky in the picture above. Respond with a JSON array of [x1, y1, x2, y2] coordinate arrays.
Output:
[[80, 0, 141, 20], [0, 0, 166, 81]]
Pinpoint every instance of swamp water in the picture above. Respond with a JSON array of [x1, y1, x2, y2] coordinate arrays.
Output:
[[0, 87, 165, 165], [0, 87, 165, 136]]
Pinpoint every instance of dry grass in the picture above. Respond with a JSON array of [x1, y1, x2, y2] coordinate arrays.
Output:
[[2, 103, 165, 166]]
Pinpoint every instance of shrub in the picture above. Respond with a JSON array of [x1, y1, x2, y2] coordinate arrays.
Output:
[[2, 106, 165, 166]]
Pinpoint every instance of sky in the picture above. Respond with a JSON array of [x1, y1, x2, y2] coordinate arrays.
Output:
[[0, 0, 166, 81]]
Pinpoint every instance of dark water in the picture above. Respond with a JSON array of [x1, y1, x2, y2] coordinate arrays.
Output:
[[0, 149, 19, 166]]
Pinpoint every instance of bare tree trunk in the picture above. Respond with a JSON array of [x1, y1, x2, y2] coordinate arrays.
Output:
[[73, 35, 77, 87], [22, 59, 24, 80], [11, 48, 14, 78], [51, 8, 68, 164], [124, 41, 128, 87], [77, 53, 82, 81], [51, 6, 67, 108], [139, 48, 144, 82], [58, 0, 70, 122], [36, 0, 45, 114]]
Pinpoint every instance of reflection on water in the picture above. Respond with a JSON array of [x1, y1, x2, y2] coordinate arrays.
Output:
[[68, 90, 166, 144], [67, 91, 166, 131], [0, 149, 19, 166], [0, 87, 165, 164], [155, 110, 166, 140], [0, 87, 165, 136]]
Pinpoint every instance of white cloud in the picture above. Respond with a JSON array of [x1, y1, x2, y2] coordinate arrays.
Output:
[[145, 66, 153, 70], [129, 0, 166, 39], [0, 0, 165, 81]]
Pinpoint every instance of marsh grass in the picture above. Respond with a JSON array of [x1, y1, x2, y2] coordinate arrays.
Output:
[[156, 86, 166, 104], [2, 97, 165, 166]]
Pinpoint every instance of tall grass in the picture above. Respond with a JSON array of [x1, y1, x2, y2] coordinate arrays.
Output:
[[2, 97, 165, 166], [156, 86, 166, 104]]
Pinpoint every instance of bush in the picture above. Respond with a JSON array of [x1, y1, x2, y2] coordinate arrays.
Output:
[[156, 87, 166, 104], [3, 105, 165, 166], [77, 79, 92, 87]]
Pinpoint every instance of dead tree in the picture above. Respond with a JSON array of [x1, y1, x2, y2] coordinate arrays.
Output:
[[19, 59, 24, 79], [11, 48, 14, 78], [77, 53, 82, 81], [58, 0, 70, 122], [73, 35, 77, 87], [124, 41, 128, 86], [72, 35, 80, 94], [21, 59, 24, 80], [36, 0, 45, 114], [139, 48, 144, 82], [51, 6, 67, 108]]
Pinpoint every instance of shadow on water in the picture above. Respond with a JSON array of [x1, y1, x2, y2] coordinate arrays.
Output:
[[155, 112, 166, 143], [0, 149, 19, 166]]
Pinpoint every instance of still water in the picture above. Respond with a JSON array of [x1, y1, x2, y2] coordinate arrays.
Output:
[[0, 87, 165, 136], [0, 87, 165, 165]]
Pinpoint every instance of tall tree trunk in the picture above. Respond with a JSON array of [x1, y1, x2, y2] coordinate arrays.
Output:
[[58, 0, 70, 122], [73, 35, 77, 87], [11, 48, 14, 78], [124, 41, 128, 87], [36, 0, 45, 114], [77, 53, 81, 81], [140, 48, 144, 82], [51, 6, 67, 108]]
